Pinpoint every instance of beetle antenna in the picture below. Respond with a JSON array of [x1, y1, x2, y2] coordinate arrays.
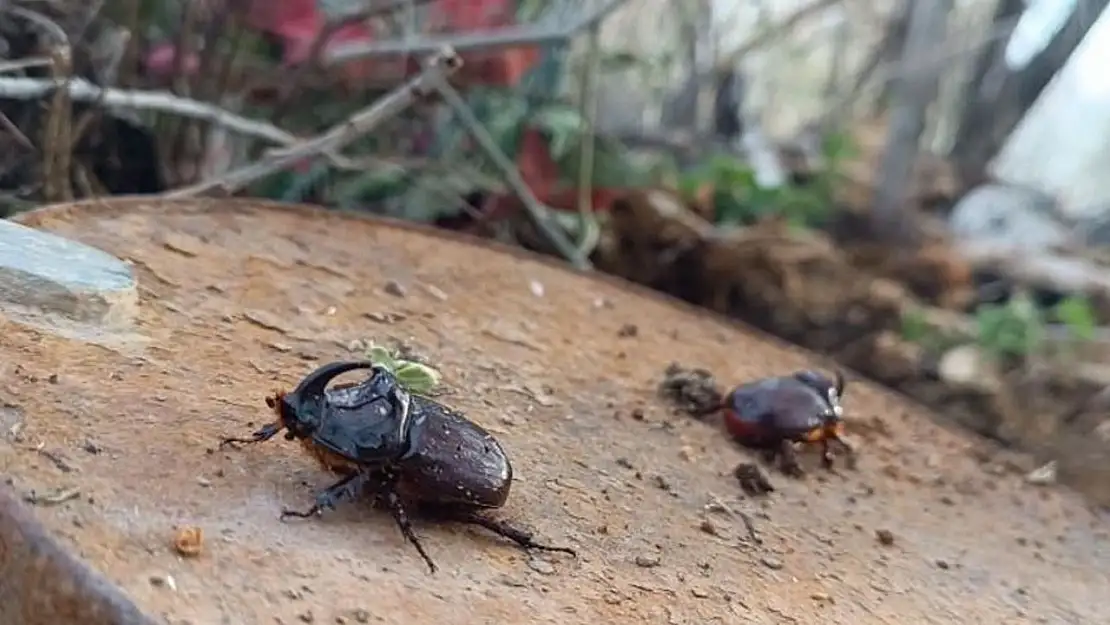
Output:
[[288, 361, 377, 403], [834, 370, 845, 398]]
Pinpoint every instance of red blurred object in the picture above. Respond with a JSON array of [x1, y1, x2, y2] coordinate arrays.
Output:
[[146, 0, 541, 87], [480, 127, 626, 221]]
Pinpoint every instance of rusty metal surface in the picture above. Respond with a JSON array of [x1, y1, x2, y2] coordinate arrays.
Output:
[[0, 484, 156, 625], [0, 197, 1105, 624]]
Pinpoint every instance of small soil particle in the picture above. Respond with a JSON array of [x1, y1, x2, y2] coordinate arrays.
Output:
[[875, 529, 895, 546], [635, 554, 661, 568], [617, 323, 638, 338], [172, 526, 204, 558], [527, 557, 556, 575], [352, 609, 370, 624], [760, 556, 784, 570], [935, 559, 950, 570], [383, 280, 407, 297]]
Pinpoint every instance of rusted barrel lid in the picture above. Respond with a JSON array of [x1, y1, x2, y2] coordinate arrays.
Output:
[[1, 197, 1106, 625]]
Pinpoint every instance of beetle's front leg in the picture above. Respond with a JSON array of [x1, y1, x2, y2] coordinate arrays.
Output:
[[776, 440, 805, 478], [218, 421, 284, 450], [820, 438, 836, 471], [829, 435, 857, 470], [280, 471, 369, 520]]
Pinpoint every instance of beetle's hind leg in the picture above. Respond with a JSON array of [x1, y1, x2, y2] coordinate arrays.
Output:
[[280, 472, 366, 520], [441, 509, 577, 558], [381, 488, 438, 574]]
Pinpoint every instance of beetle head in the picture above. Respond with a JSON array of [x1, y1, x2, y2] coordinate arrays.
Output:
[[791, 369, 845, 422], [276, 361, 378, 440]]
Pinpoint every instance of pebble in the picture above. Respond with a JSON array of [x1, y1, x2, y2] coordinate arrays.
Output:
[[875, 529, 895, 546], [635, 554, 661, 568], [383, 280, 406, 297], [424, 284, 448, 300], [149, 574, 177, 591], [527, 557, 556, 575], [760, 556, 784, 570], [352, 609, 370, 623]]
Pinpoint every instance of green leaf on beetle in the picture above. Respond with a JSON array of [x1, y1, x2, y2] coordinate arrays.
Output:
[[365, 344, 441, 395], [394, 362, 442, 395], [367, 345, 399, 371]]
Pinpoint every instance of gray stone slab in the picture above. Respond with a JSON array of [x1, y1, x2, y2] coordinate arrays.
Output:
[[0, 219, 137, 327]]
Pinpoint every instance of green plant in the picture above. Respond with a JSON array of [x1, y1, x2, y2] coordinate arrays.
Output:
[[1053, 294, 1097, 341], [975, 295, 1045, 360], [675, 130, 857, 230], [365, 344, 442, 395], [902, 294, 1099, 363]]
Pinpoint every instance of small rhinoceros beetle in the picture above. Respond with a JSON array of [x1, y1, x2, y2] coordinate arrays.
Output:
[[218, 360, 576, 573], [722, 369, 855, 477]]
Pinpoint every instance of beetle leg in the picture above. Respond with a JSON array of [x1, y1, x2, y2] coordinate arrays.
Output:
[[441, 510, 578, 558], [280, 472, 366, 520], [820, 439, 835, 471], [219, 421, 283, 449], [777, 441, 805, 478], [832, 435, 858, 470], [381, 488, 438, 574]]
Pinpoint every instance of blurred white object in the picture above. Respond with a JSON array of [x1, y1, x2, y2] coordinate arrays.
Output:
[[1005, 0, 1080, 70], [948, 184, 1070, 248], [991, 2, 1110, 220]]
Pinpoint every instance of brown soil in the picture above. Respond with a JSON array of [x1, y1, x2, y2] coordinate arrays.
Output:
[[1, 197, 1108, 624]]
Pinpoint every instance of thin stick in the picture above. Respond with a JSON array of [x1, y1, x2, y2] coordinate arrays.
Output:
[[429, 75, 590, 269], [0, 57, 52, 74], [325, 0, 630, 61], [166, 48, 463, 198], [707, 493, 760, 544], [574, 23, 602, 258], [0, 76, 299, 146]]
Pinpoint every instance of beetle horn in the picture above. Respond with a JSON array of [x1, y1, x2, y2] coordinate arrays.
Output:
[[288, 361, 377, 402]]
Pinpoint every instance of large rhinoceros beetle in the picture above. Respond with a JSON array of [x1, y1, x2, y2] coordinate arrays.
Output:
[[723, 369, 855, 476], [218, 360, 576, 573]]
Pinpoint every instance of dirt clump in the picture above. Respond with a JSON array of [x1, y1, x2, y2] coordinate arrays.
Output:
[[657, 362, 723, 417]]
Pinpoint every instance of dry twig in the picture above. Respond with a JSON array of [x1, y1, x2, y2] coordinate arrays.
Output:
[[430, 74, 590, 270], [0, 76, 298, 144], [574, 23, 602, 259], [166, 47, 463, 198], [325, 0, 629, 61]]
